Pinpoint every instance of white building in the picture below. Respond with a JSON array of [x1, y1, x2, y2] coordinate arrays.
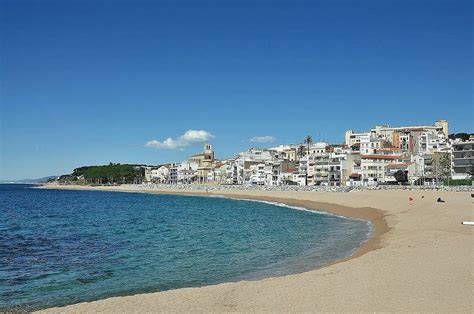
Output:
[[417, 131, 449, 155], [144, 165, 170, 183], [308, 142, 328, 155], [360, 154, 407, 185], [345, 130, 370, 146], [249, 163, 266, 185], [168, 163, 179, 184], [177, 160, 199, 183], [360, 134, 383, 155]]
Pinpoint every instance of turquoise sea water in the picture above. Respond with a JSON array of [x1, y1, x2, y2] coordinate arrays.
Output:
[[0, 184, 371, 311]]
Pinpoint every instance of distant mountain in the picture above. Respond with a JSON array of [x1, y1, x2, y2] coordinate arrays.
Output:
[[0, 176, 58, 184]]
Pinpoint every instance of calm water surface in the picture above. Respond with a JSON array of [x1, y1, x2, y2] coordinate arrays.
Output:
[[0, 184, 370, 311]]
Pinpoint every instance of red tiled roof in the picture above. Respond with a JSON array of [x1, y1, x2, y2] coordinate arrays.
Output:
[[386, 162, 413, 169]]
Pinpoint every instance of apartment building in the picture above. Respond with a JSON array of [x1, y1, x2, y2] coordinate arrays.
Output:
[[308, 142, 329, 155], [451, 137, 474, 179], [347, 120, 448, 154], [249, 163, 266, 185], [371, 120, 448, 142], [345, 130, 370, 146], [417, 131, 449, 155], [168, 163, 179, 184], [360, 154, 407, 185], [311, 153, 343, 186], [360, 134, 383, 154]]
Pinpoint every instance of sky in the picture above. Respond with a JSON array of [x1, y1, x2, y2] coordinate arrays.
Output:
[[1, 0, 472, 180]]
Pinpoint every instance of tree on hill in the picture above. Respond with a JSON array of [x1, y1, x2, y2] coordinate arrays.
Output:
[[448, 133, 473, 141], [62, 164, 145, 184]]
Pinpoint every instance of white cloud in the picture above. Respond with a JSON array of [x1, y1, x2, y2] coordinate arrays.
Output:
[[146, 130, 214, 150], [249, 136, 275, 143]]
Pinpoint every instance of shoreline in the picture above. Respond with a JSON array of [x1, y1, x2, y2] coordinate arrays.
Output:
[[36, 184, 472, 312], [37, 184, 389, 266]]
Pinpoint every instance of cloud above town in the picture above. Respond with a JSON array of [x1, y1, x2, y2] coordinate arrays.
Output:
[[146, 130, 215, 150], [249, 136, 276, 143]]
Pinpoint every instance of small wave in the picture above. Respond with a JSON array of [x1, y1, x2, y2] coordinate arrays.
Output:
[[225, 197, 374, 240], [226, 197, 349, 219], [206, 194, 226, 198]]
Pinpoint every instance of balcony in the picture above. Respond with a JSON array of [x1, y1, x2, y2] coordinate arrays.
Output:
[[452, 153, 473, 159], [453, 157, 474, 165], [453, 146, 474, 152]]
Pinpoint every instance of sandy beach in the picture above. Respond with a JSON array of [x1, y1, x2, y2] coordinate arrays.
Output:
[[36, 184, 473, 312]]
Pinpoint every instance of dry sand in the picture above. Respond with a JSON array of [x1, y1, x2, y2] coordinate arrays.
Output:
[[37, 185, 473, 313]]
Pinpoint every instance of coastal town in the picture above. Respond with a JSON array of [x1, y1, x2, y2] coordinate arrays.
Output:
[[136, 120, 473, 187], [54, 119, 473, 188]]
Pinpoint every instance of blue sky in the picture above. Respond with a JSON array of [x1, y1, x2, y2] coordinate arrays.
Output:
[[1, 0, 472, 180]]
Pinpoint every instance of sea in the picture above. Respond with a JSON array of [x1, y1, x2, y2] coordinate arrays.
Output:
[[0, 184, 371, 311]]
